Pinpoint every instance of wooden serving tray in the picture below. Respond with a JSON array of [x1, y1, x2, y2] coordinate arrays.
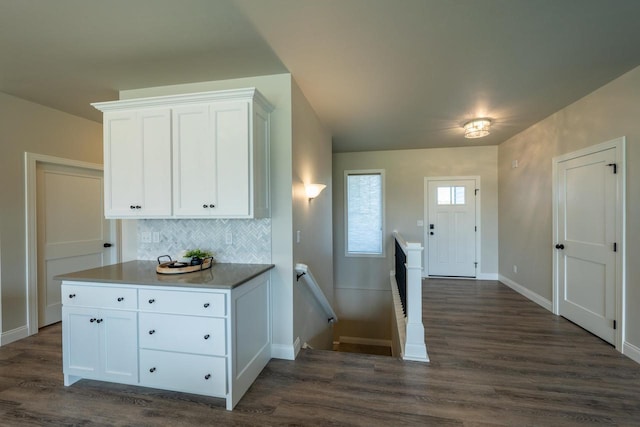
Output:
[[156, 256, 213, 275]]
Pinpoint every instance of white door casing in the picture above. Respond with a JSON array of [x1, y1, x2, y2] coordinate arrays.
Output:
[[25, 153, 119, 336], [553, 138, 625, 349], [424, 177, 479, 277]]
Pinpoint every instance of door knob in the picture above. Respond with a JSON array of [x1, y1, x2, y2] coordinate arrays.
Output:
[[430, 232, 434, 235], [103, 243, 113, 248]]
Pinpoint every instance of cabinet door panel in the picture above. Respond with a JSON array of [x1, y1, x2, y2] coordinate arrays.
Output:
[[213, 102, 250, 217], [139, 109, 172, 216], [139, 313, 226, 356], [172, 105, 217, 216], [140, 350, 226, 397], [102, 310, 138, 383], [63, 307, 101, 377], [104, 112, 143, 217]]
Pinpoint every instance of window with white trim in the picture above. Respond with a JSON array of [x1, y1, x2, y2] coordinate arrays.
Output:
[[345, 170, 384, 256]]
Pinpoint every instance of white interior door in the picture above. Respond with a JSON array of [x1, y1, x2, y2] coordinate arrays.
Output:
[[556, 147, 618, 344], [37, 163, 116, 327], [426, 179, 476, 277]]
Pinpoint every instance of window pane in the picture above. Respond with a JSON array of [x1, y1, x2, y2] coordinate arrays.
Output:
[[347, 173, 382, 254], [437, 187, 451, 205], [454, 186, 465, 205]]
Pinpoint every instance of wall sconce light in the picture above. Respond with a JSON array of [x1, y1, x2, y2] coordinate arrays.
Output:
[[463, 118, 492, 139], [305, 183, 326, 201]]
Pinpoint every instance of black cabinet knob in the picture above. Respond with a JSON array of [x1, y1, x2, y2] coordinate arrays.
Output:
[[135, 205, 141, 209], [117, 297, 124, 302], [69, 294, 76, 299], [209, 204, 215, 208], [204, 334, 210, 340], [555, 244, 565, 250], [149, 367, 156, 373], [149, 330, 155, 335], [148, 299, 155, 304], [204, 303, 210, 308], [204, 374, 211, 380], [90, 318, 96, 323], [203, 204, 208, 208], [96, 319, 103, 324], [130, 205, 136, 209]]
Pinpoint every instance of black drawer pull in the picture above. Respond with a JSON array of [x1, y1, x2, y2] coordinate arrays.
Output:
[[117, 297, 124, 302], [69, 294, 76, 299], [205, 374, 211, 380], [148, 299, 155, 304], [149, 330, 156, 335], [149, 367, 156, 373], [204, 303, 210, 308], [204, 334, 210, 340]]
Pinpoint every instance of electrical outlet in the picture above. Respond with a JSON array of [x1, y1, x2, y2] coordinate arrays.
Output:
[[152, 232, 160, 243], [225, 232, 233, 245], [141, 232, 152, 243]]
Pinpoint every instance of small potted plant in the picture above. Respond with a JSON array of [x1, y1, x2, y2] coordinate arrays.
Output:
[[183, 249, 213, 266]]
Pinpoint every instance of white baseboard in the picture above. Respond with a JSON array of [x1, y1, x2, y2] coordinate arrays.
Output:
[[477, 273, 499, 280], [339, 336, 392, 347], [623, 341, 640, 365], [498, 275, 553, 312], [1, 325, 29, 346], [271, 337, 300, 361]]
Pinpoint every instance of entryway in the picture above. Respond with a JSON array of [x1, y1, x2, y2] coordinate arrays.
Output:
[[424, 177, 479, 277], [552, 138, 625, 348], [25, 153, 118, 333]]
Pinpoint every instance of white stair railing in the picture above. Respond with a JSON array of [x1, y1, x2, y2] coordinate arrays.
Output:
[[391, 231, 429, 362], [295, 263, 338, 324]]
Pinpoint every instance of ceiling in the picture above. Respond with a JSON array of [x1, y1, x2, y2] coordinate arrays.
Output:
[[2, 0, 640, 153]]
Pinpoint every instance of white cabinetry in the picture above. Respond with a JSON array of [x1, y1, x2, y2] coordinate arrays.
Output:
[[62, 285, 138, 385], [61, 272, 271, 411], [93, 88, 272, 219], [102, 109, 172, 218]]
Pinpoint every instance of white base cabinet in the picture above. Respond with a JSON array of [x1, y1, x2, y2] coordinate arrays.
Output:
[[62, 272, 271, 410]]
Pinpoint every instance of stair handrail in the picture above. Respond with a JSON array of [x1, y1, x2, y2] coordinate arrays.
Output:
[[392, 231, 429, 362], [295, 263, 338, 324]]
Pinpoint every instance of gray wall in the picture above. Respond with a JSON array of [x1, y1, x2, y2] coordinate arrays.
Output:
[[333, 146, 498, 341], [291, 78, 334, 350], [0, 91, 102, 334], [498, 65, 640, 351]]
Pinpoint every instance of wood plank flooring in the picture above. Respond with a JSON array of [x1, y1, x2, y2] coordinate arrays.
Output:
[[0, 278, 639, 426]]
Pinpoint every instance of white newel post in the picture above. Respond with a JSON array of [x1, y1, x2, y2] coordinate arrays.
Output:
[[403, 242, 429, 362]]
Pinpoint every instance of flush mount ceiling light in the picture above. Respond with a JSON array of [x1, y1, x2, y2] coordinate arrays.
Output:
[[463, 118, 492, 139]]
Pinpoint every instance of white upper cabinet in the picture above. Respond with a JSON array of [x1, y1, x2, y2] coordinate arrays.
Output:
[[93, 88, 272, 219], [103, 109, 172, 218]]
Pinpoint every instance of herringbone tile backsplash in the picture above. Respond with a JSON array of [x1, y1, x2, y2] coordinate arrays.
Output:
[[137, 218, 271, 263]]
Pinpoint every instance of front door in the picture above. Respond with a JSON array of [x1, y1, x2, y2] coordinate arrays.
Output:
[[425, 178, 477, 277], [556, 145, 620, 344], [37, 162, 116, 327]]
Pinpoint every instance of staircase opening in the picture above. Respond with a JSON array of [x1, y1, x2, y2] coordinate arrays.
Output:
[[332, 341, 392, 356]]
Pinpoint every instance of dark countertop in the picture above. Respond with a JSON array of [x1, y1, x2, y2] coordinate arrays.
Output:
[[56, 261, 275, 290]]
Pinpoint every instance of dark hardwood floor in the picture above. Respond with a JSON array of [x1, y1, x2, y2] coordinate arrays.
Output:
[[0, 279, 639, 426]]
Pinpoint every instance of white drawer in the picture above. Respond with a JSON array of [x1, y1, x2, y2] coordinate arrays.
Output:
[[139, 313, 226, 356], [140, 349, 226, 397], [139, 289, 226, 317], [62, 284, 137, 310]]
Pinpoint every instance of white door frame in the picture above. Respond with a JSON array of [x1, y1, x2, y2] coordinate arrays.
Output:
[[24, 153, 120, 336], [552, 137, 625, 351], [423, 176, 481, 278]]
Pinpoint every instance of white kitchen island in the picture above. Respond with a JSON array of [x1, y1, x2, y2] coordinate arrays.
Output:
[[56, 261, 274, 410]]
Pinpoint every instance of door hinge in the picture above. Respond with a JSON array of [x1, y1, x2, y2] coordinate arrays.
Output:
[[474, 189, 479, 195], [475, 226, 477, 232], [613, 320, 617, 330], [613, 242, 617, 252], [607, 163, 617, 174]]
